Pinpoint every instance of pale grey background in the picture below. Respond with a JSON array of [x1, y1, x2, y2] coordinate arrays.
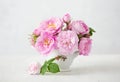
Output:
[[0, 0, 120, 55]]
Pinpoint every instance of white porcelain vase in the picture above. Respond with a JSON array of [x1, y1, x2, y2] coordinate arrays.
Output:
[[45, 50, 79, 72]]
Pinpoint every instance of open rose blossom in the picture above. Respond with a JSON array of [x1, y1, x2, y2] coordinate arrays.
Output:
[[62, 13, 71, 23], [70, 20, 89, 34], [78, 38, 92, 55], [28, 62, 41, 75], [57, 30, 79, 55], [35, 32, 55, 54], [39, 17, 63, 34]]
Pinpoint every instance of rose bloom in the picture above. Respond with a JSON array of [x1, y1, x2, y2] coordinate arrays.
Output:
[[70, 20, 89, 34], [57, 30, 79, 55], [33, 28, 41, 36], [78, 38, 92, 55], [35, 32, 55, 54], [39, 17, 63, 34], [28, 62, 41, 75], [62, 13, 71, 23]]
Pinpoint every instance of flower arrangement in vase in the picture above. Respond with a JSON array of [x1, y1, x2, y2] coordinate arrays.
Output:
[[29, 13, 95, 75]]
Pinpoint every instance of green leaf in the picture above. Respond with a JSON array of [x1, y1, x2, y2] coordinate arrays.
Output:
[[32, 34, 38, 43], [89, 27, 96, 32], [89, 30, 93, 36], [89, 27, 96, 36], [40, 61, 48, 75], [47, 58, 55, 65], [48, 63, 60, 73]]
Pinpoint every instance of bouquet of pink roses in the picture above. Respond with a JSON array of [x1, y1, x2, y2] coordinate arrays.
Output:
[[29, 13, 95, 75]]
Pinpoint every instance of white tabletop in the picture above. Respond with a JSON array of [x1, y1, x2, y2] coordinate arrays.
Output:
[[0, 54, 120, 82]]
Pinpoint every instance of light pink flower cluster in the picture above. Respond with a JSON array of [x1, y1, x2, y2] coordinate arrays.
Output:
[[30, 13, 95, 56]]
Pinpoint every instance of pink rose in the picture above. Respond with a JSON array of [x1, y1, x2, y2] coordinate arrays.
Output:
[[70, 20, 89, 34], [33, 28, 41, 36], [63, 13, 71, 23], [28, 62, 41, 75], [57, 30, 79, 55], [78, 38, 92, 55], [39, 17, 63, 34], [35, 32, 55, 54]]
